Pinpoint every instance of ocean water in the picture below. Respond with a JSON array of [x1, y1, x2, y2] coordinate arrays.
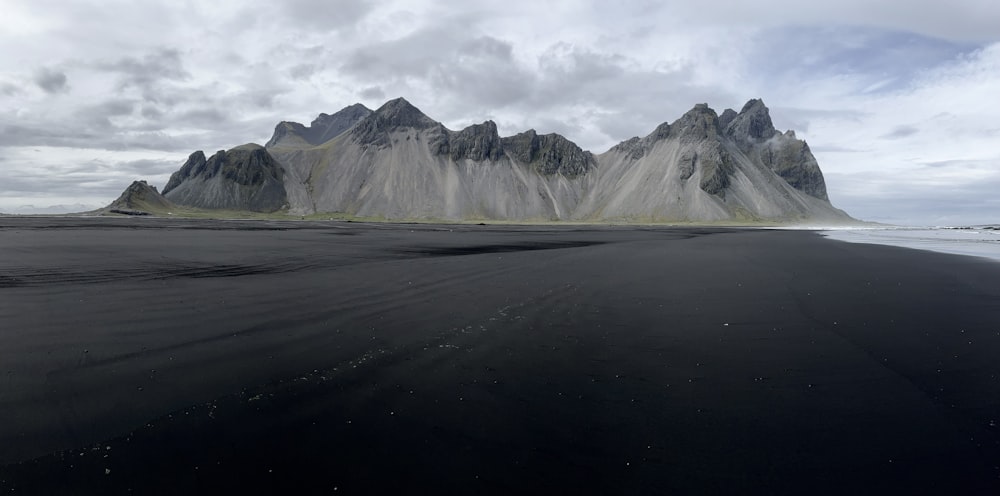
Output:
[[819, 226, 1000, 262]]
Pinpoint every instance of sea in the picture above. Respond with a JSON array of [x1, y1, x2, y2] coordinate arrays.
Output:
[[818, 226, 1000, 263]]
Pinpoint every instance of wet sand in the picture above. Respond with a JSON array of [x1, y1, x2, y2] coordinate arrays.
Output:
[[1, 217, 999, 495]]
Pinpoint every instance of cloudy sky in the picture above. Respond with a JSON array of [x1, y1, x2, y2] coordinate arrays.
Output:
[[1, 0, 998, 224]]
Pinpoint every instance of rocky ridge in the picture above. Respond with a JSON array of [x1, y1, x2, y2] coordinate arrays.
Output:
[[114, 96, 851, 222]]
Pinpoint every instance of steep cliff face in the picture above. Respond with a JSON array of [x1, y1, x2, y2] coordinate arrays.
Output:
[[501, 130, 595, 176], [157, 96, 849, 222], [163, 144, 287, 212], [723, 99, 828, 200]]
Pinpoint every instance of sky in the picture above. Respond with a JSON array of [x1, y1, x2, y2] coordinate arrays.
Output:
[[1, 0, 998, 225]]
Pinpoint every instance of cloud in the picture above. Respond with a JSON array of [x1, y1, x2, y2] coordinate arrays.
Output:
[[277, 0, 379, 30], [95, 48, 189, 101], [1, 81, 21, 96], [359, 86, 385, 100], [0, 145, 184, 211], [34, 68, 68, 93], [289, 63, 317, 80], [881, 125, 920, 139]]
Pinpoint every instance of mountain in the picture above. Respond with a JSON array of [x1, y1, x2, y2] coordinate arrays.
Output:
[[123, 97, 851, 223], [162, 144, 287, 212], [99, 180, 176, 215]]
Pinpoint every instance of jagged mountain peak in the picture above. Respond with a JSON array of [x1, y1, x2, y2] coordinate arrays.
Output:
[[266, 104, 372, 148], [312, 103, 370, 124], [351, 97, 439, 146], [163, 151, 208, 195], [727, 98, 776, 141], [372, 97, 437, 127], [670, 103, 722, 143], [718, 108, 738, 129]]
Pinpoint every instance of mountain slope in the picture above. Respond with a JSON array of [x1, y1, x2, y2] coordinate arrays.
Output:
[[574, 101, 844, 222]]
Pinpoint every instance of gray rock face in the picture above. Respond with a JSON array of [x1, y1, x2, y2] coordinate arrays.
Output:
[[501, 130, 595, 176], [670, 103, 721, 143], [696, 141, 735, 197], [726, 98, 777, 142], [718, 108, 738, 130], [163, 151, 206, 195], [443, 121, 504, 162], [266, 104, 372, 148], [163, 144, 287, 212], [760, 136, 829, 200]]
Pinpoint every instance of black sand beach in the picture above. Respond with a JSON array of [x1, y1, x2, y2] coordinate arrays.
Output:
[[1, 218, 999, 495]]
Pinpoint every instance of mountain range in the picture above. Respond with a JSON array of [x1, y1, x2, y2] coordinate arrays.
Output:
[[106, 98, 852, 223]]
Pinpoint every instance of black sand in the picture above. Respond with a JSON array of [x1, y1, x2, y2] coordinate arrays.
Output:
[[1, 218, 999, 495]]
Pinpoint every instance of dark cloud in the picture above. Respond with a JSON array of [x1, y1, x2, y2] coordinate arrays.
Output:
[[176, 108, 233, 128], [359, 86, 385, 100], [289, 63, 317, 80], [81, 99, 137, 119], [881, 125, 920, 139], [2, 82, 23, 96], [923, 159, 986, 168], [34, 68, 68, 93], [96, 48, 189, 100], [341, 28, 461, 80], [278, 0, 379, 29], [0, 121, 188, 152], [141, 105, 164, 120]]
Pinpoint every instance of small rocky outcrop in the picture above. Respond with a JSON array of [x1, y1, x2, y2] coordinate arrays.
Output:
[[501, 129, 595, 176], [105, 180, 174, 215]]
